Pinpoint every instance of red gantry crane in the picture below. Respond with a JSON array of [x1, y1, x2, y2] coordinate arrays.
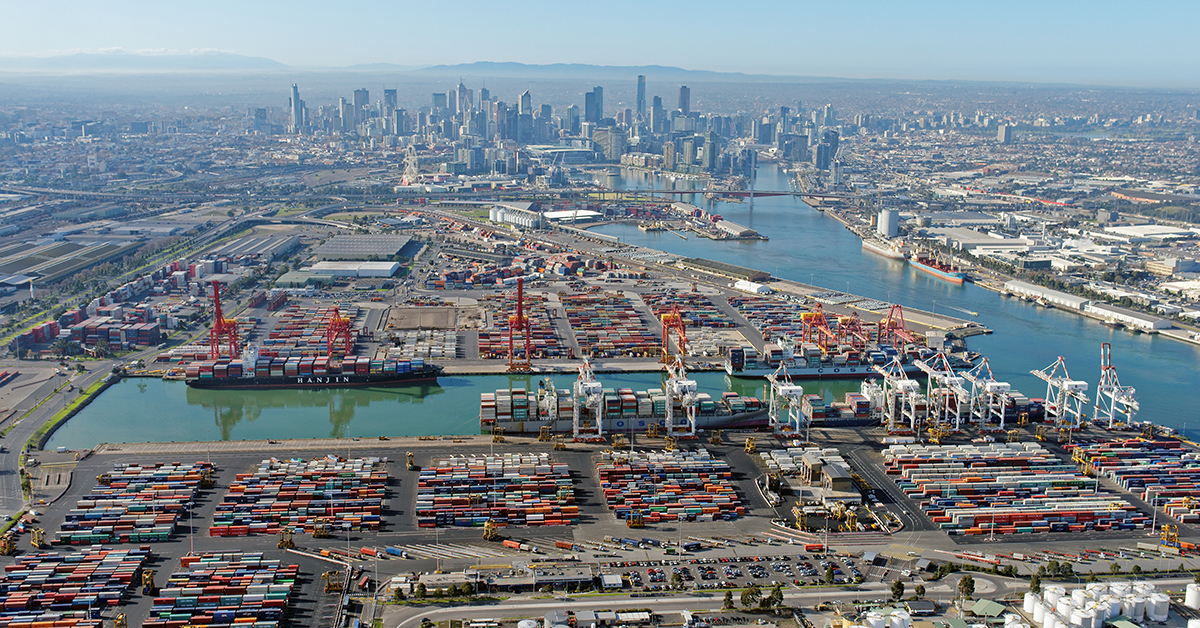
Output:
[[660, 304, 687, 363], [877, 304, 919, 345], [208, 280, 239, 360], [507, 277, 533, 373], [325, 306, 353, 356]]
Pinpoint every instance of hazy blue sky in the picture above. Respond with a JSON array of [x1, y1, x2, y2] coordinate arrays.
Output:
[[2, 0, 1197, 87]]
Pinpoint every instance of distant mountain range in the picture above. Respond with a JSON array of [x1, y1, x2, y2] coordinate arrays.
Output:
[[0, 54, 821, 82]]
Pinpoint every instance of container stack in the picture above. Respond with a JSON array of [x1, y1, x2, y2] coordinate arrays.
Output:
[[597, 449, 745, 525], [728, 296, 811, 339], [144, 552, 298, 628], [259, 304, 359, 360], [1066, 439, 1200, 523], [641, 293, 735, 328], [416, 453, 576, 528], [883, 443, 1146, 535], [209, 457, 385, 536], [55, 461, 214, 545], [477, 293, 564, 359], [0, 548, 150, 622], [561, 293, 659, 357], [384, 330, 458, 360]]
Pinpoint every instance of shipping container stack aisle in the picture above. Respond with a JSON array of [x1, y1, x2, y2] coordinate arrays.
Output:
[[477, 292, 566, 359], [0, 547, 151, 627], [560, 292, 659, 358], [56, 461, 216, 545], [143, 552, 298, 628], [640, 291, 737, 330], [209, 456, 385, 537], [882, 442, 1149, 535], [1066, 438, 1200, 525], [596, 448, 745, 526], [417, 453, 577, 528]]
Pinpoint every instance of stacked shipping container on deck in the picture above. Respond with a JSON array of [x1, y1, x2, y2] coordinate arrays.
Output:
[[416, 453, 576, 528], [209, 457, 385, 536]]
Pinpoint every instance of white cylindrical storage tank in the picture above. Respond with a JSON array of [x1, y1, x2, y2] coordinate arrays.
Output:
[[1086, 582, 1107, 596], [1077, 609, 1094, 628], [1072, 589, 1088, 606], [1033, 602, 1047, 624], [1046, 586, 1066, 606], [1135, 582, 1155, 597], [1069, 609, 1083, 628], [1004, 614, 1019, 627], [1187, 619, 1200, 628], [1056, 598, 1072, 616], [1104, 596, 1122, 620], [518, 621, 538, 628], [1110, 582, 1131, 598], [890, 610, 911, 628], [1044, 613, 1059, 628], [1025, 592, 1040, 613], [1126, 596, 1145, 622], [865, 611, 886, 628], [1187, 583, 1200, 609], [1148, 593, 1170, 622]]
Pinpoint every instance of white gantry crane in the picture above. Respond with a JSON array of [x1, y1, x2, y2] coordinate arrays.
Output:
[[872, 357, 927, 433], [915, 352, 969, 431], [1031, 356, 1090, 429], [766, 363, 806, 438], [960, 358, 1011, 431], [572, 357, 604, 439], [664, 356, 698, 437], [1095, 342, 1138, 429]]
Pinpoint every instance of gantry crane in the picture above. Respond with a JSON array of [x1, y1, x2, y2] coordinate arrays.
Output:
[[1095, 342, 1138, 429], [915, 353, 968, 432], [872, 357, 927, 433], [877, 304, 920, 346], [800, 305, 839, 354], [1032, 356, 1089, 428], [663, 356, 698, 437], [837, 312, 874, 352], [660, 304, 687, 363], [507, 277, 534, 373], [766, 363, 806, 438], [960, 358, 1011, 431], [572, 357, 604, 439], [208, 280, 240, 361], [325, 306, 353, 356]]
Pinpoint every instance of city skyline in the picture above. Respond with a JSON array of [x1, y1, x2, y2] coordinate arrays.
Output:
[[1, 0, 1199, 88]]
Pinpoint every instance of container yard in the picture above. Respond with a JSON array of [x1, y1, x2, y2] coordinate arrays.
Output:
[[596, 449, 744, 525], [415, 453, 577, 528], [728, 295, 811, 340], [144, 552, 298, 628], [640, 292, 735, 329], [883, 442, 1147, 535], [55, 461, 215, 545], [0, 547, 150, 624], [561, 292, 659, 358], [209, 457, 386, 536], [477, 292, 565, 359], [1067, 439, 1200, 524], [383, 329, 459, 360], [260, 304, 361, 359]]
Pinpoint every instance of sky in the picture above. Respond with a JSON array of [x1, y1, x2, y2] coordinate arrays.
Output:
[[1, 0, 1197, 88]]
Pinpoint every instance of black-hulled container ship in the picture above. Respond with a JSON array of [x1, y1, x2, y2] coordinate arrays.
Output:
[[184, 354, 441, 389]]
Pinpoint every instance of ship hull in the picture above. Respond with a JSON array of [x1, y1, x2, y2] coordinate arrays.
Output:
[[485, 410, 771, 434], [909, 258, 966, 284], [186, 369, 441, 390], [862, 239, 907, 260], [725, 361, 923, 379]]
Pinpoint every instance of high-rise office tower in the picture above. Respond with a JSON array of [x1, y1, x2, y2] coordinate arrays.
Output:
[[479, 87, 490, 103], [678, 85, 690, 116], [457, 80, 470, 115], [432, 93, 448, 111], [447, 90, 457, 115], [539, 104, 552, 120], [822, 103, 836, 126], [519, 90, 532, 115], [636, 75, 646, 121], [650, 96, 664, 133], [584, 91, 598, 124], [289, 84, 304, 133], [383, 89, 398, 114], [997, 124, 1014, 144], [353, 89, 369, 122], [339, 98, 355, 133], [565, 105, 580, 134], [593, 87, 604, 121]]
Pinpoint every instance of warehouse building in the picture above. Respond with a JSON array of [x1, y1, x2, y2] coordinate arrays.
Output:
[[1083, 303, 1172, 330], [313, 234, 413, 260], [1004, 280, 1089, 310], [209, 235, 302, 262], [308, 261, 400, 277], [678, 258, 769, 282]]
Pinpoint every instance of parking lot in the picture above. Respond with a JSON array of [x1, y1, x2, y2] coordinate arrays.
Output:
[[601, 552, 881, 593]]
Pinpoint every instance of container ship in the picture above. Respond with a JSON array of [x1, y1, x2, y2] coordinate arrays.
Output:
[[480, 384, 769, 433], [861, 238, 909, 260], [725, 337, 928, 380], [184, 354, 441, 389], [909, 254, 966, 284]]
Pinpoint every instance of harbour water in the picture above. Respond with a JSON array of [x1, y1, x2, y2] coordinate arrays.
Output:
[[47, 369, 863, 448], [596, 164, 1200, 436], [47, 164, 1200, 447]]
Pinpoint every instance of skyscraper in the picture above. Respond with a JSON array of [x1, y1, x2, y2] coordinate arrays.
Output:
[[636, 75, 646, 121], [353, 89, 369, 123], [593, 87, 604, 121], [289, 84, 304, 134], [457, 80, 470, 115], [997, 124, 1014, 144], [383, 89, 398, 114], [678, 85, 690, 116], [650, 96, 664, 133], [519, 90, 532, 115]]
